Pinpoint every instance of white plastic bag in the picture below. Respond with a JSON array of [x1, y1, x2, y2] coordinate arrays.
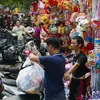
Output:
[[16, 58, 44, 94], [22, 57, 31, 68]]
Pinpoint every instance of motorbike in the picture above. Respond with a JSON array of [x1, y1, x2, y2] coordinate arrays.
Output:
[[2, 79, 44, 100], [23, 32, 47, 56], [0, 29, 13, 53], [0, 29, 46, 100]]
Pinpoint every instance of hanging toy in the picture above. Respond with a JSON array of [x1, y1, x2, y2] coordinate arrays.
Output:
[[77, 0, 87, 13], [31, 2, 38, 12], [58, 11, 64, 22], [48, 19, 57, 34], [86, 0, 92, 7], [62, 0, 74, 11], [73, 1, 80, 12], [29, 6, 33, 16], [85, 50, 95, 68], [73, 0, 77, 4], [48, 0, 58, 6], [44, 4, 51, 14], [40, 14, 50, 36], [96, 28, 100, 38], [41, 14, 49, 25], [70, 12, 79, 22], [65, 10, 71, 26], [58, 23, 65, 35]]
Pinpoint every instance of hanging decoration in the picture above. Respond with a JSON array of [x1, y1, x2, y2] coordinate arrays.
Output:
[[31, 2, 38, 12]]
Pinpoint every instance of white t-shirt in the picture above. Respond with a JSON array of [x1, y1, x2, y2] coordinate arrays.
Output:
[[12, 25, 27, 40]]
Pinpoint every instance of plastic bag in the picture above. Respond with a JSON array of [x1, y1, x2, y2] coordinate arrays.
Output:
[[16, 58, 44, 94], [2, 45, 17, 61], [0, 38, 7, 49]]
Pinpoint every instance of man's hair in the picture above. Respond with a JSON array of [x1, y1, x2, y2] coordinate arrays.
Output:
[[72, 36, 84, 48], [46, 37, 60, 49]]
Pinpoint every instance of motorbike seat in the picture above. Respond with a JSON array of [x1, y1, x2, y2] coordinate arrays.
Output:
[[2, 78, 16, 87], [2, 94, 40, 100], [3, 67, 20, 74]]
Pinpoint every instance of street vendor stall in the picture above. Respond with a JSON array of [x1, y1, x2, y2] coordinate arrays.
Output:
[[28, 0, 100, 99]]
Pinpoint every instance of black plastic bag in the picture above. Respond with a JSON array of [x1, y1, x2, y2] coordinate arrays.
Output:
[[2, 45, 17, 61], [0, 38, 7, 50]]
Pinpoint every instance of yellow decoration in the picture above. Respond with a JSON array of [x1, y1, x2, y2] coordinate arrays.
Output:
[[14, 8, 18, 14], [63, 0, 74, 12], [85, 50, 95, 67], [58, 24, 65, 34], [41, 14, 49, 24]]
